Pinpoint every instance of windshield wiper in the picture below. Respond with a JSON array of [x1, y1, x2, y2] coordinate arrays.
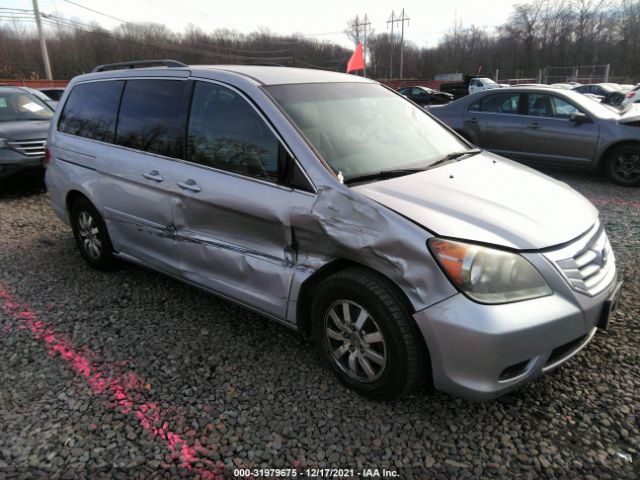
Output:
[[344, 168, 428, 185], [429, 148, 482, 167], [344, 149, 482, 185]]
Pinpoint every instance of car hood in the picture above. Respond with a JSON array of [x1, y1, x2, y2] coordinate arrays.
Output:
[[0, 120, 51, 140], [352, 152, 598, 250]]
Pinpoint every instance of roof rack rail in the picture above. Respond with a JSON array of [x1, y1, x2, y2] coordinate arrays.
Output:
[[92, 59, 187, 73]]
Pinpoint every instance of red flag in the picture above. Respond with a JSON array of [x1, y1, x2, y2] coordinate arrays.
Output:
[[347, 42, 365, 73]]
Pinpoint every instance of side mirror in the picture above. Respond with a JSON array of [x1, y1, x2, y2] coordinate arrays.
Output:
[[570, 112, 590, 124]]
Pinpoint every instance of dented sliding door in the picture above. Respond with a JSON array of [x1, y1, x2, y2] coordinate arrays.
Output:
[[173, 169, 310, 318]]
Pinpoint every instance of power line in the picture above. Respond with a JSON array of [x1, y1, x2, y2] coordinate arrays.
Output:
[[40, 15, 295, 64], [0, 16, 36, 21], [58, 0, 128, 24], [0, 8, 35, 13], [43, 14, 294, 59], [2, 11, 345, 71]]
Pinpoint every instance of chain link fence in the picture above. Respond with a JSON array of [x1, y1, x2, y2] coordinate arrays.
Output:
[[542, 64, 610, 84], [496, 64, 622, 86]]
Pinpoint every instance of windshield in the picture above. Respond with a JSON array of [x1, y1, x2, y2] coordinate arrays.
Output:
[[0, 91, 54, 122], [22, 87, 54, 103], [265, 83, 467, 181], [479, 78, 497, 84]]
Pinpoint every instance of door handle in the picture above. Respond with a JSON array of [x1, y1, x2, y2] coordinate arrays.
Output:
[[464, 118, 478, 124], [177, 179, 201, 193], [526, 123, 540, 129], [143, 170, 164, 182]]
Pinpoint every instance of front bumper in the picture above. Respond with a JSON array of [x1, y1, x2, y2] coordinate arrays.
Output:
[[414, 275, 619, 401], [0, 153, 44, 181]]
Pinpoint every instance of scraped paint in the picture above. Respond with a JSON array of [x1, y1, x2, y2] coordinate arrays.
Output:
[[0, 288, 223, 479]]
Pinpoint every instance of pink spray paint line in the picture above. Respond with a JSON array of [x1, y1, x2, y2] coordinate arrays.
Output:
[[0, 288, 224, 479], [588, 197, 640, 209]]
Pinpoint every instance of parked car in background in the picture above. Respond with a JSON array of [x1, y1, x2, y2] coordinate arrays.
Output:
[[622, 84, 640, 106], [38, 87, 66, 101], [429, 86, 640, 186], [15, 86, 58, 110], [468, 77, 502, 94], [0, 86, 53, 186], [398, 86, 453, 106], [572, 83, 626, 106], [46, 61, 622, 401], [551, 82, 582, 89]]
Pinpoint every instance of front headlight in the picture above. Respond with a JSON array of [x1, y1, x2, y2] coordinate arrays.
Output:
[[428, 238, 552, 304]]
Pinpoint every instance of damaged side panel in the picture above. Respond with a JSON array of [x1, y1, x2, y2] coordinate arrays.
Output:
[[95, 144, 182, 275], [172, 164, 315, 319], [286, 186, 459, 324]]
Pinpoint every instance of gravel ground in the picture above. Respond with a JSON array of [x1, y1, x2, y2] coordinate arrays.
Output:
[[0, 170, 638, 480]]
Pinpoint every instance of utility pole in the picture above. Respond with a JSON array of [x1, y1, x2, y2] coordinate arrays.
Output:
[[353, 14, 371, 77], [387, 10, 395, 79], [399, 9, 409, 80], [32, 0, 52, 80], [388, 9, 409, 80]]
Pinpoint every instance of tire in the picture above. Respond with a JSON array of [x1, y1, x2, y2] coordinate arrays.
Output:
[[70, 197, 116, 270], [311, 267, 427, 400], [604, 144, 640, 187], [609, 93, 624, 106]]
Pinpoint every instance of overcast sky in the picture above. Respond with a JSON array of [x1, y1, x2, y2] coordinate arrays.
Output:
[[4, 0, 521, 48]]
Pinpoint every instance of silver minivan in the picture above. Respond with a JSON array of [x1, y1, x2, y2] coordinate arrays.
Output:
[[45, 61, 623, 401]]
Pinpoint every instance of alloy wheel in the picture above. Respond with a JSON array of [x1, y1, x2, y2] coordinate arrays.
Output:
[[77, 211, 102, 259], [324, 300, 387, 383]]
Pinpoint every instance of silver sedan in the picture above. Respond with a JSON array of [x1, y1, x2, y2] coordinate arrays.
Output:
[[429, 86, 640, 186]]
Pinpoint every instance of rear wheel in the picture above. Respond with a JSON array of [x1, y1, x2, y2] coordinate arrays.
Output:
[[311, 267, 427, 400], [604, 145, 640, 186], [70, 198, 116, 270]]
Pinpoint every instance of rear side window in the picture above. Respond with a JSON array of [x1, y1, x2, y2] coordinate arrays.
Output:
[[116, 80, 189, 158], [469, 93, 520, 114], [527, 94, 580, 119], [58, 81, 124, 142], [186, 81, 279, 182]]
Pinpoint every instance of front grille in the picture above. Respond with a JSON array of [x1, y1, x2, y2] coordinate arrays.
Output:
[[6, 139, 46, 157], [544, 222, 615, 296]]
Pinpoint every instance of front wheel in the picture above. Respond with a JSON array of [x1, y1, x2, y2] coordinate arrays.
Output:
[[604, 145, 640, 187], [311, 267, 427, 400]]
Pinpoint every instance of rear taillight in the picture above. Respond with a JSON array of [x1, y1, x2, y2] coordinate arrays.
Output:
[[43, 146, 51, 166]]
